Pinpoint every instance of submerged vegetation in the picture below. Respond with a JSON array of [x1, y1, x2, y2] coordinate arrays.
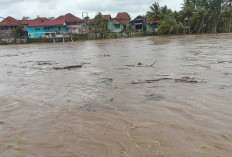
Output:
[[147, 0, 232, 35]]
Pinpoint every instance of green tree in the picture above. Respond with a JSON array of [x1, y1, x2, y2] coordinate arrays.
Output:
[[158, 15, 176, 35], [147, 2, 162, 23], [192, 5, 209, 33], [11, 26, 24, 38], [94, 12, 107, 33], [181, 0, 195, 34], [208, 0, 226, 33]]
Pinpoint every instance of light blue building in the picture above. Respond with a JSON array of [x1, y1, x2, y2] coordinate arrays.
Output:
[[27, 19, 67, 38]]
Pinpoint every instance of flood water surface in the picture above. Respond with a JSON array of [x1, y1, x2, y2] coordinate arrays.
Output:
[[0, 34, 232, 157]]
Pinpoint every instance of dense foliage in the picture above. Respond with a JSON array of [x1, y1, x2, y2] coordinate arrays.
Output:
[[147, 0, 232, 35], [11, 26, 24, 37], [94, 12, 107, 33]]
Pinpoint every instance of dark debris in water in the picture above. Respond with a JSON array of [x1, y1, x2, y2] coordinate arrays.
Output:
[[131, 77, 205, 85], [131, 78, 172, 85], [37, 61, 53, 65], [218, 60, 232, 63], [224, 72, 232, 76], [0, 121, 6, 125], [0, 54, 18, 58], [146, 94, 165, 101], [104, 54, 111, 57], [110, 98, 116, 102], [53, 65, 82, 70], [80, 104, 115, 112], [174, 77, 198, 83]]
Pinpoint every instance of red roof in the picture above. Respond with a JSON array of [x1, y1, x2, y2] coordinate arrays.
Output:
[[56, 13, 82, 22], [28, 19, 66, 27], [116, 12, 130, 24], [103, 15, 111, 21], [88, 19, 95, 25], [19, 17, 48, 25], [0, 16, 20, 26]]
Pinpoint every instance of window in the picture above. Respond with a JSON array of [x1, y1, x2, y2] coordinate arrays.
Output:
[[115, 24, 120, 29]]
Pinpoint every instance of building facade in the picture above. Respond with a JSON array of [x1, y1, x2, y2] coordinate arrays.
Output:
[[27, 19, 67, 38]]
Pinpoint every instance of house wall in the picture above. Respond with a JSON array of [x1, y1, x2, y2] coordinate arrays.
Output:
[[27, 27, 45, 38], [0, 26, 17, 39], [147, 25, 155, 33], [108, 22, 123, 33], [28, 26, 67, 38], [44, 26, 67, 33], [0, 30, 12, 39]]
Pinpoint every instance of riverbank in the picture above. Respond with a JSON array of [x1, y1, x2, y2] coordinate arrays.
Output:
[[1, 32, 232, 46]]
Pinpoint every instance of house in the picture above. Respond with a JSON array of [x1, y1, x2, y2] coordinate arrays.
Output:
[[56, 13, 86, 34], [27, 19, 67, 38], [88, 14, 112, 33], [102, 14, 123, 33], [108, 19, 123, 33], [115, 12, 130, 25], [103, 15, 112, 21], [0, 16, 21, 38], [107, 12, 130, 33], [131, 15, 147, 31], [0, 16, 48, 39], [20, 17, 47, 33], [146, 21, 159, 33]]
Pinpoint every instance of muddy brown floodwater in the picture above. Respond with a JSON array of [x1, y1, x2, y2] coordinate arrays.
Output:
[[0, 34, 232, 157]]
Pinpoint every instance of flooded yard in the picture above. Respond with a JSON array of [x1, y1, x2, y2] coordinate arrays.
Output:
[[0, 34, 232, 157]]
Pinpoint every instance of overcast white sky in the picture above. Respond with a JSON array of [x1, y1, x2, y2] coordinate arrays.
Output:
[[0, 0, 183, 20]]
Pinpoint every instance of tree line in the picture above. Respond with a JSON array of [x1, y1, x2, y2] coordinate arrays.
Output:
[[147, 0, 232, 35]]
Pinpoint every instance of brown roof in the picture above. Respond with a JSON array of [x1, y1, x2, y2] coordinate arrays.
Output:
[[0, 16, 20, 26], [103, 15, 111, 21], [116, 12, 130, 24], [28, 19, 66, 27], [88, 19, 95, 25], [18, 18, 47, 26], [56, 13, 82, 22]]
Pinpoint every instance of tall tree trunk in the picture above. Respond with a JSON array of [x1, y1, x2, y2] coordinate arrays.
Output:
[[213, 18, 217, 33], [198, 17, 204, 34], [188, 20, 191, 35]]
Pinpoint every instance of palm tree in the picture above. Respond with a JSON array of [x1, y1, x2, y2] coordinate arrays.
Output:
[[147, 2, 162, 23], [181, 0, 195, 34], [192, 6, 209, 33], [208, 0, 226, 33], [225, 0, 232, 32], [160, 5, 172, 18], [158, 15, 175, 35]]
